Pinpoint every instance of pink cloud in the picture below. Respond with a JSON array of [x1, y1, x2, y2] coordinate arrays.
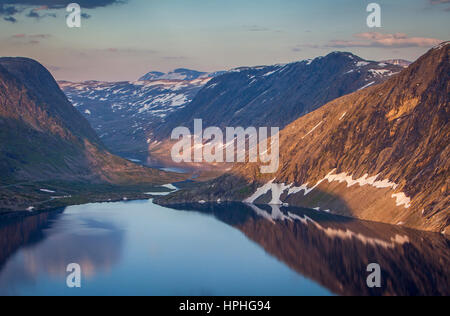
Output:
[[33, 5, 49, 12], [327, 32, 443, 48], [8, 33, 51, 46]]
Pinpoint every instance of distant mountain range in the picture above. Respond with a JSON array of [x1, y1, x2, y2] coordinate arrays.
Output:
[[154, 53, 403, 139], [60, 54, 403, 166], [0, 57, 174, 186], [156, 43, 450, 234], [59, 76, 212, 161], [139, 68, 226, 81], [147, 52, 404, 168]]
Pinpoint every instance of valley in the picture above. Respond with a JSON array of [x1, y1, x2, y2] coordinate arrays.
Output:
[[60, 53, 403, 168], [1, 45, 448, 235]]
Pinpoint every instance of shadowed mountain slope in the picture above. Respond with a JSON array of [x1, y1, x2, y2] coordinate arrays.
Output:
[[0, 57, 176, 185]]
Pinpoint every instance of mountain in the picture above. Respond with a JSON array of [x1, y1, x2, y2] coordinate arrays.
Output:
[[381, 59, 412, 68], [139, 68, 209, 81], [59, 76, 212, 161], [0, 57, 176, 185], [147, 52, 403, 169], [138, 71, 166, 81], [153, 52, 403, 140], [156, 43, 450, 234], [61, 53, 401, 166]]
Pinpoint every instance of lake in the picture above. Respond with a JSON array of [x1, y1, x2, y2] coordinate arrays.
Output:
[[0, 200, 448, 296]]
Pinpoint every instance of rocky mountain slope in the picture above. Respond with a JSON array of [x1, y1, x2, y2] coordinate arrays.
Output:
[[153, 52, 403, 139], [0, 57, 177, 186], [156, 43, 450, 234]]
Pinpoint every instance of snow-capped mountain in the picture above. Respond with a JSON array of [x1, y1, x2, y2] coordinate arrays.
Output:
[[380, 59, 412, 68], [153, 52, 404, 139], [139, 68, 209, 81], [59, 76, 212, 161], [60, 53, 403, 165]]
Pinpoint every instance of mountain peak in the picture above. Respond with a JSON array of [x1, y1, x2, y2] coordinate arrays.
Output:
[[432, 41, 450, 50], [139, 68, 207, 81]]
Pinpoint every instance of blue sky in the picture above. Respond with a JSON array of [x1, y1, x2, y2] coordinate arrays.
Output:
[[0, 0, 449, 81]]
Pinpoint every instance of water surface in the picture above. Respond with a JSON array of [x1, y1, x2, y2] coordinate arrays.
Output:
[[0, 200, 448, 296]]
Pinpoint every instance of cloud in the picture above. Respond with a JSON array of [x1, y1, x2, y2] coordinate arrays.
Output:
[[325, 32, 443, 48], [8, 33, 51, 45], [162, 56, 188, 60], [244, 25, 270, 32], [0, 1, 126, 9], [26, 8, 56, 19], [11, 33, 51, 39], [242, 25, 283, 33], [428, 0, 450, 11], [0, 0, 126, 22], [3, 15, 16, 22], [429, 0, 450, 4], [102, 48, 158, 55], [0, 3, 18, 14]]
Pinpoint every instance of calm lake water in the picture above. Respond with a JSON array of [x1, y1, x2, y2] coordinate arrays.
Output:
[[0, 200, 448, 296]]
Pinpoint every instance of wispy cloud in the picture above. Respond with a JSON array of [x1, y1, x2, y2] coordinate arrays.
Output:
[[243, 25, 270, 32], [102, 48, 158, 55], [428, 0, 450, 11], [429, 0, 450, 4], [8, 33, 52, 45], [325, 33, 442, 48], [242, 25, 283, 33]]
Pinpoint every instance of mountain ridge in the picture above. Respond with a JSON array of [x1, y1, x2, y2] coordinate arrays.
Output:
[[153, 51, 404, 139]]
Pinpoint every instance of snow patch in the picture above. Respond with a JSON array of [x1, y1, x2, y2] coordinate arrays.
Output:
[[40, 189, 56, 193], [356, 61, 370, 67], [302, 121, 323, 139], [244, 179, 292, 205], [358, 81, 376, 91], [392, 193, 411, 208], [247, 170, 412, 210], [162, 184, 178, 191]]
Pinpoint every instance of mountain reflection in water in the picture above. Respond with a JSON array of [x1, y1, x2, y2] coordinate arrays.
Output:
[[0, 208, 124, 296], [0, 201, 448, 296], [170, 203, 450, 296]]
